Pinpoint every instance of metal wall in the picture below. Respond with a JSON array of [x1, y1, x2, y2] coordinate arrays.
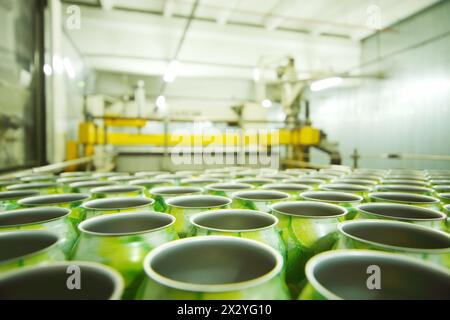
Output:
[[309, 0, 450, 169], [0, 0, 46, 171]]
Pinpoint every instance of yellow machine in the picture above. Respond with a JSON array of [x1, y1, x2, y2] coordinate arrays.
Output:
[[73, 58, 340, 169], [75, 117, 334, 169], [78, 120, 319, 147]]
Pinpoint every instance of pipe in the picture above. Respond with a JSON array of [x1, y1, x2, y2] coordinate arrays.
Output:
[[159, 0, 200, 95], [0, 153, 116, 179]]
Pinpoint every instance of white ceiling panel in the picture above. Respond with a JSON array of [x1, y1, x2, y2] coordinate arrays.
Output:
[[61, 0, 440, 79], [112, 0, 165, 12]]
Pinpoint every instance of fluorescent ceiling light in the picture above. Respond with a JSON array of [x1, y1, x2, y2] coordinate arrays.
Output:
[[163, 60, 180, 83], [253, 68, 261, 82], [310, 77, 343, 92], [261, 99, 272, 108], [156, 95, 166, 109]]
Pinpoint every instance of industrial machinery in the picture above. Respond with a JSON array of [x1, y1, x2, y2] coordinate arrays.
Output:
[[266, 56, 342, 167], [74, 58, 341, 172]]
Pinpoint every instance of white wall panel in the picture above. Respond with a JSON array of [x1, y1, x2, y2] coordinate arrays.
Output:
[[309, 1, 450, 169]]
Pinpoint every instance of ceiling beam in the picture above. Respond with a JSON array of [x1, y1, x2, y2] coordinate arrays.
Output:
[[163, 0, 175, 18], [264, 0, 290, 31], [99, 0, 114, 11], [62, 1, 355, 40], [308, 0, 362, 38], [265, 16, 283, 31], [216, 0, 239, 25]]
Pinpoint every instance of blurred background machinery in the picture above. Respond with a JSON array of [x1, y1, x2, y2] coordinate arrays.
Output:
[[76, 57, 339, 172]]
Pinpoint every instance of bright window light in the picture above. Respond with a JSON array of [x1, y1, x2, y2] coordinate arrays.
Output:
[[63, 57, 76, 79], [163, 60, 180, 83], [43, 64, 53, 76], [261, 99, 272, 108], [310, 77, 343, 92], [52, 55, 64, 74]]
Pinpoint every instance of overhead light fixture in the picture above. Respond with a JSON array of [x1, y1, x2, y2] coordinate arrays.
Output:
[[43, 64, 53, 76], [261, 99, 272, 108], [253, 68, 261, 82], [163, 60, 180, 83], [156, 95, 166, 109], [63, 57, 76, 79], [310, 77, 343, 92]]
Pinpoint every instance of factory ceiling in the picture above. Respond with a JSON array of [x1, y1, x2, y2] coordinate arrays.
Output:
[[61, 0, 440, 80]]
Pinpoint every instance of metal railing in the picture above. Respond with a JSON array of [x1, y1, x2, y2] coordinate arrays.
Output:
[[351, 149, 450, 168], [0, 153, 116, 179]]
